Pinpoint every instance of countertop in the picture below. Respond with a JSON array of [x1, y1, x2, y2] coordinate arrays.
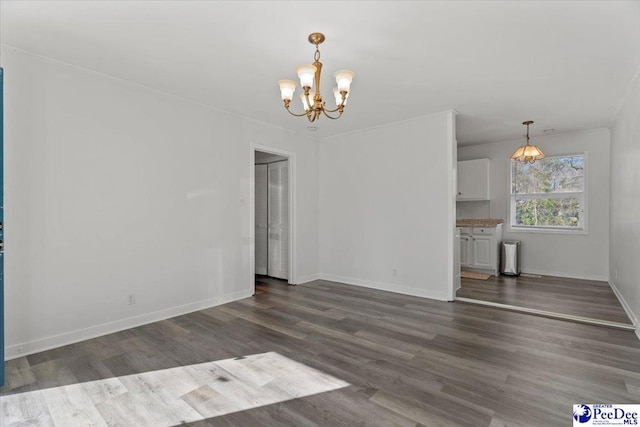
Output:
[[456, 218, 504, 227]]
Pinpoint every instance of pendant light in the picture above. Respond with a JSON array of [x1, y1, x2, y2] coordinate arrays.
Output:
[[511, 121, 545, 164]]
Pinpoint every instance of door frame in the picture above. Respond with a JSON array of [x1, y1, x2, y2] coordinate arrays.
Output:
[[1, 67, 4, 386], [447, 110, 458, 301], [249, 144, 296, 291]]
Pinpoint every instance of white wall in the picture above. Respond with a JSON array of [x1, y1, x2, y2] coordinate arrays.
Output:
[[3, 47, 319, 358], [457, 129, 610, 280], [610, 70, 640, 328], [319, 112, 456, 301]]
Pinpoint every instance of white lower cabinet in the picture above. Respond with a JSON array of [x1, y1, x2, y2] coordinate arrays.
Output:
[[472, 236, 492, 269], [459, 224, 502, 276], [460, 235, 470, 267]]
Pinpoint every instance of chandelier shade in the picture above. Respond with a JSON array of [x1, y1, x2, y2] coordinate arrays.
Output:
[[334, 70, 355, 92], [296, 65, 317, 88], [277, 80, 297, 101], [511, 121, 545, 164], [300, 92, 312, 110], [278, 33, 354, 122]]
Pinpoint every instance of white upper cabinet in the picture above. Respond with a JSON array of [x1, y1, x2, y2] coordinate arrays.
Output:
[[457, 158, 490, 201]]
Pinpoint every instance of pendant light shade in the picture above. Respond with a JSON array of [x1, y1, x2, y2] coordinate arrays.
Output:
[[511, 121, 545, 164], [511, 144, 545, 162]]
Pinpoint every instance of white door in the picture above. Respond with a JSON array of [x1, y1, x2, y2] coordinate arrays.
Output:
[[472, 236, 493, 269], [268, 161, 289, 280], [454, 229, 461, 290], [254, 164, 268, 275]]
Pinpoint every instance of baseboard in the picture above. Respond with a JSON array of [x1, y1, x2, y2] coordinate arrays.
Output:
[[319, 274, 449, 301], [521, 268, 608, 282], [5, 288, 254, 360], [295, 274, 320, 285], [608, 279, 639, 331]]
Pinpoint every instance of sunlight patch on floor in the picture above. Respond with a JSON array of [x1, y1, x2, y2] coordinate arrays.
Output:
[[1, 352, 349, 426]]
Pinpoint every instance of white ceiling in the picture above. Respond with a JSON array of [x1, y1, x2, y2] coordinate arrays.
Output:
[[2, 1, 639, 145]]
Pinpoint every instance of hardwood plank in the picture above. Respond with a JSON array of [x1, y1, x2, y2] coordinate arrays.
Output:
[[457, 274, 633, 325], [1, 276, 638, 426]]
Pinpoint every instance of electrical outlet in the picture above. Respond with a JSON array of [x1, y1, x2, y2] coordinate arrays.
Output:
[[392, 268, 398, 277], [128, 293, 136, 305]]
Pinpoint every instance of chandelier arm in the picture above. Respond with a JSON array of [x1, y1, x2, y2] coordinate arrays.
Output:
[[284, 104, 311, 117], [323, 105, 345, 114], [321, 108, 344, 120], [304, 91, 314, 113], [324, 90, 347, 113]]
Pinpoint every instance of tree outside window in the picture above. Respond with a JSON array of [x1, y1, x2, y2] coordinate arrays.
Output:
[[510, 155, 585, 230]]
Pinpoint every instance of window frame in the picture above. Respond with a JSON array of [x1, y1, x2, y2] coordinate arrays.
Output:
[[508, 152, 588, 235]]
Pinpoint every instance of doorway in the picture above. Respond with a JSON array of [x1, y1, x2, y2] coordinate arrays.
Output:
[[252, 148, 294, 292]]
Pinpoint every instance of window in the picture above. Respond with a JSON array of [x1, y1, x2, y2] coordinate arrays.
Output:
[[510, 154, 585, 232]]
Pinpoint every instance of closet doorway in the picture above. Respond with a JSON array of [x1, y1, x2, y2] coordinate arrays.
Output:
[[254, 150, 291, 288]]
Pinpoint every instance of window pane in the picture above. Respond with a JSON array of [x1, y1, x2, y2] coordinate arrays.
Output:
[[514, 197, 581, 227], [512, 156, 584, 194]]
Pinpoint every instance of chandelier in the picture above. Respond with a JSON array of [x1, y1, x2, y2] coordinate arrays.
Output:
[[278, 33, 354, 122], [511, 120, 545, 164]]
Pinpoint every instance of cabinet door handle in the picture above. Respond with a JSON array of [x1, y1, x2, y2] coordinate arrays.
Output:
[[458, 192, 462, 195]]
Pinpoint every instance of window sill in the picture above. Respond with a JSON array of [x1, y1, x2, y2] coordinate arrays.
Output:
[[508, 226, 588, 235]]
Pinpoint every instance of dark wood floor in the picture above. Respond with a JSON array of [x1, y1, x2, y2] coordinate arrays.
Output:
[[3, 276, 640, 426], [456, 274, 633, 325]]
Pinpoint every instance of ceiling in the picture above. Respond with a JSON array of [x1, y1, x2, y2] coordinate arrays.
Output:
[[2, 1, 639, 145]]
